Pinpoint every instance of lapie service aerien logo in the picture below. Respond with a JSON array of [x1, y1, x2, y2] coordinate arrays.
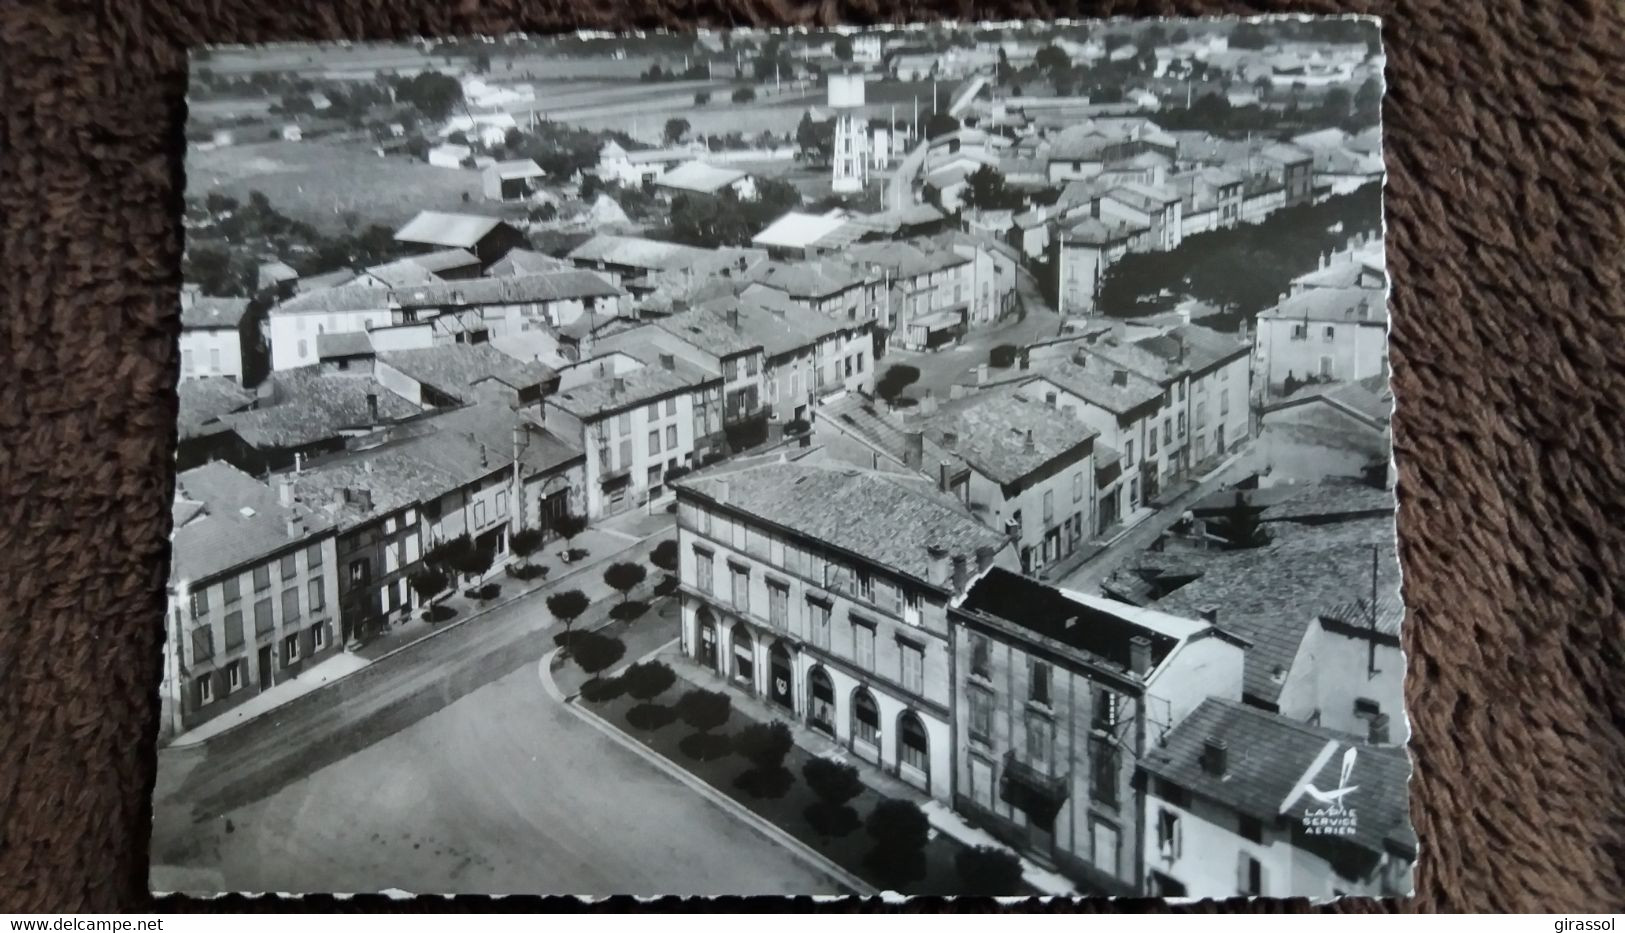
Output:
[[1300, 746, 1359, 837]]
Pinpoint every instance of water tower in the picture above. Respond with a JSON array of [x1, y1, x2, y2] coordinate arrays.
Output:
[[828, 72, 869, 194]]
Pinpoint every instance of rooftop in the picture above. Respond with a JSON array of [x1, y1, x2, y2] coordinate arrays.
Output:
[[567, 234, 714, 272], [751, 210, 852, 252], [180, 295, 251, 330], [315, 330, 374, 360], [547, 359, 713, 420], [485, 248, 576, 278], [273, 270, 623, 316], [378, 344, 556, 398], [484, 158, 546, 180], [1030, 361, 1165, 417], [654, 161, 750, 194], [923, 384, 1098, 486], [176, 377, 254, 441], [171, 461, 332, 585], [359, 257, 443, 289], [743, 257, 870, 299], [1259, 286, 1388, 325], [1135, 324, 1250, 377], [219, 368, 419, 449], [679, 460, 1010, 589], [1060, 216, 1150, 246], [818, 392, 969, 476], [1142, 697, 1415, 861], [394, 211, 510, 249], [410, 248, 483, 274]]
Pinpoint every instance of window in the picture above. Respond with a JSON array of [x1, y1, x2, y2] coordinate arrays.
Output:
[[970, 633, 991, 680], [1239, 814, 1264, 844], [189, 587, 209, 619], [1026, 713, 1052, 768], [853, 619, 876, 670], [281, 587, 301, 623], [647, 465, 661, 487], [1073, 471, 1084, 503], [222, 576, 240, 605], [349, 559, 370, 586], [283, 632, 300, 665], [312, 623, 327, 651], [1030, 660, 1052, 706], [1290, 323, 1308, 341], [307, 577, 325, 613], [665, 398, 677, 417], [646, 401, 659, 421], [900, 641, 924, 694], [724, 358, 740, 381], [852, 689, 879, 746], [968, 687, 993, 744], [1156, 809, 1182, 860], [1091, 736, 1120, 807], [253, 566, 271, 592], [666, 425, 677, 449], [1149, 427, 1159, 454], [694, 549, 713, 595], [1093, 689, 1119, 732], [1323, 325, 1336, 342], [1220, 389, 1230, 415], [306, 542, 324, 570], [1178, 413, 1186, 437], [1043, 489, 1055, 524], [297, 339, 307, 359], [1091, 819, 1121, 878], [746, 355, 759, 377], [899, 712, 928, 771], [1238, 853, 1265, 896], [1354, 697, 1382, 719], [616, 412, 631, 436], [223, 611, 244, 650], [227, 661, 242, 692], [730, 565, 749, 612], [808, 599, 831, 649], [767, 580, 789, 629], [254, 598, 273, 636], [473, 501, 487, 528], [649, 429, 661, 455], [181, 349, 194, 373], [731, 624, 754, 685], [1178, 381, 1186, 401], [617, 438, 632, 468], [280, 553, 297, 580], [1124, 439, 1134, 463], [191, 624, 213, 662], [197, 673, 213, 704]]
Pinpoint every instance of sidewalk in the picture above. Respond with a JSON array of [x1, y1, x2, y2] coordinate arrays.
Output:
[[168, 516, 667, 748], [652, 642, 1081, 897]]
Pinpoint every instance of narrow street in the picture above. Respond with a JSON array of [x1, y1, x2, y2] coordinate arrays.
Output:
[[1052, 451, 1254, 595]]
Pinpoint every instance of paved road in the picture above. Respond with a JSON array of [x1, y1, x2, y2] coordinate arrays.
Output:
[[1052, 451, 1254, 595], [151, 658, 840, 895]]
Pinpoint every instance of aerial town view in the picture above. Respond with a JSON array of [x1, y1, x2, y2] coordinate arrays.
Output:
[[154, 17, 1409, 899]]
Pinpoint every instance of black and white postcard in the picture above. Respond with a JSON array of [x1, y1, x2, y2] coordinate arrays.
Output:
[[155, 17, 1408, 899]]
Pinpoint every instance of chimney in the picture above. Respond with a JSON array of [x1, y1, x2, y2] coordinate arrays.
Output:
[[1199, 737, 1229, 777], [366, 393, 379, 420], [941, 431, 958, 450], [1112, 369, 1128, 386], [1018, 349, 1031, 371], [903, 430, 924, 470], [727, 308, 740, 332], [1199, 606, 1218, 624], [479, 443, 488, 468], [357, 489, 373, 513], [1128, 634, 1153, 676], [277, 478, 295, 508], [659, 353, 675, 371], [179, 286, 198, 310], [976, 363, 989, 385], [1110, 320, 1126, 343], [293, 451, 304, 474], [1023, 429, 1035, 452], [937, 459, 952, 493], [950, 554, 969, 592], [285, 517, 302, 539], [1369, 714, 1391, 745], [926, 543, 949, 584], [1072, 347, 1089, 367], [974, 544, 996, 573]]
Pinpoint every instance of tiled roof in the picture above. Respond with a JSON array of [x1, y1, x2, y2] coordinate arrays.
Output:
[[923, 384, 1098, 486], [316, 331, 374, 359], [220, 368, 419, 448], [378, 344, 556, 398], [567, 234, 713, 272], [1031, 362, 1164, 417], [1135, 324, 1249, 377], [1257, 142, 1314, 166], [411, 248, 483, 273], [484, 158, 545, 180], [274, 270, 623, 316], [298, 269, 357, 291], [1148, 531, 1402, 705], [360, 258, 443, 289], [1319, 592, 1405, 639], [678, 460, 1011, 589], [485, 248, 575, 278], [170, 462, 333, 585], [1103, 182, 1181, 213], [1082, 340, 1182, 385], [654, 161, 750, 194], [547, 361, 712, 420], [1258, 483, 1398, 523], [743, 257, 869, 299], [1060, 216, 1149, 246], [818, 393, 968, 477], [1141, 698, 1414, 860], [695, 297, 855, 359], [176, 377, 254, 441], [654, 307, 761, 357], [1259, 286, 1388, 325], [751, 210, 852, 251], [394, 211, 507, 249], [847, 239, 969, 278], [959, 568, 1200, 672], [180, 296, 250, 330]]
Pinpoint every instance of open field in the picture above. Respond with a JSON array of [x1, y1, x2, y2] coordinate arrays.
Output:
[[185, 140, 519, 235]]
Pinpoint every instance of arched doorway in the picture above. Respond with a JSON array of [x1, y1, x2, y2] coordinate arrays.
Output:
[[730, 622, 755, 691], [768, 642, 794, 711], [808, 667, 835, 736], [897, 710, 930, 793], [696, 607, 718, 672], [851, 687, 880, 752]]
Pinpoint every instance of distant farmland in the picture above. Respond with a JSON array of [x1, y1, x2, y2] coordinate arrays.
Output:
[[185, 141, 516, 235]]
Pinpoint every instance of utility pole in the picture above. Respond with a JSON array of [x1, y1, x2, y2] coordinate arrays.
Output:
[[511, 422, 527, 536]]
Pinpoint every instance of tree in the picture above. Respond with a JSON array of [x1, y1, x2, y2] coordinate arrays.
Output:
[[650, 539, 679, 575], [675, 688, 731, 732], [393, 70, 464, 122], [795, 110, 831, 162], [1034, 43, 1070, 74], [449, 541, 495, 581], [864, 797, 931, 887], [832, 36, 854, 62], [408, 567, 450, 608], [1353, 77, 1382, 126], [546, 588, 591, 644], [569, 630, 625, 677], [1209, 491, 1272, 550], [603, 561, 648, 602], [694, 90, 711, 106], [663, 117, 691, 145], [735, 721, 793, 772], [955, 846, 1026, 895], [621, 660, 676, 702], [875, 364, 921, 402], [964, 164, 1020, 212], [510, 528, 545, 558], [553, 512, 588, 554], [804, 757, 864, 808], [924, 110, 959, 140], [731, 86, 756, 104]]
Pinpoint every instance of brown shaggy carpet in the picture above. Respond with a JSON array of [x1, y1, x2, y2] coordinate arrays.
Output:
[[1, 0, 1622, 914]]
